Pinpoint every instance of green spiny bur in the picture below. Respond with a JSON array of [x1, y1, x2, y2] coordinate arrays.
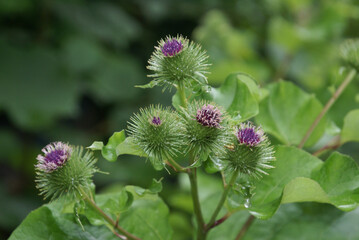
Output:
[[127, 105, 186, 169], [146, 35, 210, 91], [223, 123, 275, 179], [35, 146, 98, 201], [340, 38, 359, 71], [182, 101, 230, 163]]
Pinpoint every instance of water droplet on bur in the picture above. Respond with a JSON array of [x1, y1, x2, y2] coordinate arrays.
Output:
[[244, 198, 251, 208]]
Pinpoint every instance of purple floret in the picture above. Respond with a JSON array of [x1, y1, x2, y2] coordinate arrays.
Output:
[[237, 124, 263, 146], [161, 38, 183, 57], [196, 104, 222, 128], [36, 142, 72, 172], [152, 116, 162, 126]]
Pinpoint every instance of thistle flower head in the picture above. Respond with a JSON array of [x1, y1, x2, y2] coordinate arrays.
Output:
[[224, 122, 275, 179], [196, 104, 222, 128], [182, 101, 229, 163], [35, 144, 98, 201], [340, 39, 359, 71], [36, 142, 72, 172], [161, 38, 183, 57], [236, 123, 264, 146], [128, 105, 185, 170], [144, 35, 210, 91]]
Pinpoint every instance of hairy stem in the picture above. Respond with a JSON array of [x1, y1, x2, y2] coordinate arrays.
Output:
[[79, 188, 141, 240], [206, 168, 239, 231], [235, 215, 255, 240], [298, 69, 356, 149], [188, 168, 206, 239]]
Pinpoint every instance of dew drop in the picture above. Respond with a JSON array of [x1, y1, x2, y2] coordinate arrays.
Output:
[[244, 198, 251, 208]]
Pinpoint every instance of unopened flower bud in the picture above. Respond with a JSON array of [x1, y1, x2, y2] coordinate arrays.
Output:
[[128, 105, 185, 170]]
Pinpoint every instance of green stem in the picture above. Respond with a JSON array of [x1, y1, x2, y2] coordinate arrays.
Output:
[[188, 168, 206, 239], [166, 157, 187, 172], [206, 168, 239, 231], [177, 83, 188, 109], [79, 188, 141, 240], [298, 68, 356, 149], [235, 215, 255, 240]]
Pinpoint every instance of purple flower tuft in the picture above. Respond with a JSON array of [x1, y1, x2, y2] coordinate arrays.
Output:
[[236, 123, 263, 146], [161, 38, 183, 57], [36, 142, 72, 172], [196, 104, 222, 128], [152, 116, 162, 126]]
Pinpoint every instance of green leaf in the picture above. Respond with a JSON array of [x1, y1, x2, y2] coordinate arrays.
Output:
[[87, 141, 104, 150], [148, 178, 163, 194], [9, 200, 117, 240], [341, 109, 359, 144], [120, 186, 173, 240], [247, 146, 359, 219], [102, 131, 126, 162], [281, 177, 330, 204], [116, 137, 147, 157], [255, 81, 328, 147], [81, 189, 134, 226], [204, 155, 225, 174], [311, 152, 359, 211], [11, 186, 172, 240], [207, 73, 260, 121], [208, 203, 359, 240], [135, 80, 160, 89], [88, 131, 147, 162]]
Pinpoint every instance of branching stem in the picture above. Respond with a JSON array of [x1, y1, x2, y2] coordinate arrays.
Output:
[[166, 157, 187, 172], [188, 168, 206, 239], [79, 188, 141, 240], [206, 168, 239, 231], [235, 215, 255, 240], [298, 69, 356, 148]]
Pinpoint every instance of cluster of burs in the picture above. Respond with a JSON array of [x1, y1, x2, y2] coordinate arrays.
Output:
[[34, 35, 275, 201]]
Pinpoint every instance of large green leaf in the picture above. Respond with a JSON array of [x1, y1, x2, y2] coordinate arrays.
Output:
[[247, 146, 359, 219], [208, 203, 359, 240], [10, 184, 172, 240], [255, 81, 328, 147], [88, 131, 147, 162], [341, 109, 359, 144], [116, 185, 173, 240], [9, 200, 116, 240]]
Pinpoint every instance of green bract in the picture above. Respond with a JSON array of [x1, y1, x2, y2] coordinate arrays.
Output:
[[340, 39, 359, 71], [128, 105, 185, 169], [35, 146, 98, 201], [181, 101, 229, 164], [145, 35, 210, 90]]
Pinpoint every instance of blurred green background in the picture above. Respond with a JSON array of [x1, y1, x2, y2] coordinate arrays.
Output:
[[1, 0, 359, 239]]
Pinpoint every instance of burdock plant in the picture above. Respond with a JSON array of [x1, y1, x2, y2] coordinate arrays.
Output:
[[19, 34, 359, 240]]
